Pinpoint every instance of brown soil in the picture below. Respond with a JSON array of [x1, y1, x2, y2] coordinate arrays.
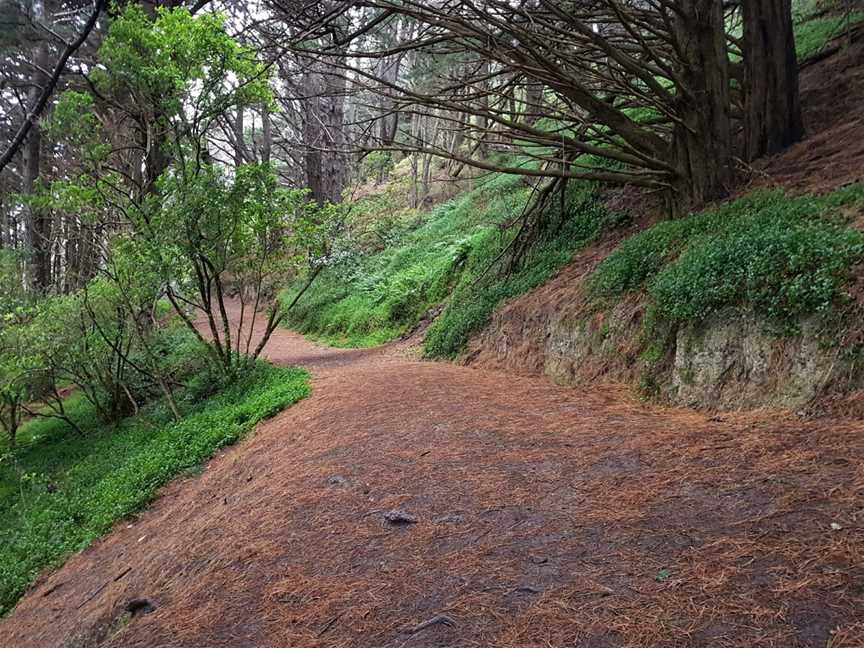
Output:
[[2, 306, 864, 648]]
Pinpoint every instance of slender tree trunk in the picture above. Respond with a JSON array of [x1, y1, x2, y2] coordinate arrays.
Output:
[[0, 197, 7, 249], [743, 0, 804, 161], [448, 108, 468, 176], [260, 104, 272, 164], [233, 107, 247, 167], [476, 58, 490, 159], [22, 6, 52, 291], [524, 80, 543, 126]]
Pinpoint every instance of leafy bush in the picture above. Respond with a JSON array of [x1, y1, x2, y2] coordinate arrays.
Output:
[[0, 362, 309, 614], [591, 185, 864, 325]]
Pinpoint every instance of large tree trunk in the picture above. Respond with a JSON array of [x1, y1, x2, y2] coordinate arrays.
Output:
[[303, 61, 345, 203], [138, 106, 170, 198], [742, 0, 804, 161], [670, 0, 734, 212], [301, 55, 347, 204], [375, 53, 402, 146]]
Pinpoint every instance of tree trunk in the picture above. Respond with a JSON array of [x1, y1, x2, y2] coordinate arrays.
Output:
[[260, 104, 272, 164], [375, 52, 402, 146], [670, 0, 734, 212], [742, 0, 804, 161], [301, 52, 347, 205], [22, 1, 52, 291], [524, 80, 543, 126], [233, 107, 248, 167], [142, 116, 169, 197]]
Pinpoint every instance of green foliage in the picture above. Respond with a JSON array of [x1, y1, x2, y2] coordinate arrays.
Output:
[[794, 9, 864, 59], [591, 186, 864, 326], [0, 362, 309, 614], [154, 163, 324, 278], [44, 3, 272, 212], [0, 251, 28, 323], [282, 173, 618, 353], [97, 4, 270, 121], [424, 187, 615, 357], [0, 325, 30, 447], [361, 151, 394, 183], [24, 283, 138, 422], [281, 194, 478, 347]]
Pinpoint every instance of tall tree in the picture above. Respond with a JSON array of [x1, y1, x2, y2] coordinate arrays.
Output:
[[301, 0, 805, 212], [21, 0, 55, 291], [300, 54, 348, 204], [742, 0, 804, 161]]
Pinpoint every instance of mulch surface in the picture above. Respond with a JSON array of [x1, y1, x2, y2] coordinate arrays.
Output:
[[1, 311, 863, 648]]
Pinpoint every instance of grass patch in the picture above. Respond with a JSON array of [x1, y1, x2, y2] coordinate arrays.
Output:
[[0, 362, 309, 614], [794, 9, 864, 59], [281, 192, 485, 347], [591, 185, 864, 326]]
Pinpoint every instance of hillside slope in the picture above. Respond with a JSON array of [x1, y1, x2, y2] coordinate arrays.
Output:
[[466, 29, 864, 414], [283, 19, 864, 414]]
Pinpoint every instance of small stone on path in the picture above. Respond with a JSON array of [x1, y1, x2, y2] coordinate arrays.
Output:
[[384, 510, 417, 525]]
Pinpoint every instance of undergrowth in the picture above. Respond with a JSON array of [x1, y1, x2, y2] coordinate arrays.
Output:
[[591, 185, 864, 327], [794, 9, 864, 59], [424, 187, 619, 357], [0, 361, 309, 614], [282, 168, 619, 355]]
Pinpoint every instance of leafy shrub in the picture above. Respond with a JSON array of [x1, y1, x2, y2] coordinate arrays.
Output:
[[651, 213, 864, 323]]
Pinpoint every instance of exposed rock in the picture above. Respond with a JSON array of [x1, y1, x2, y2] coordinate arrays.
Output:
[[468, 284, 859, 411], [671, 311, 842, 409], [434, 514, 465, 524], [383, 510, 417, 525]]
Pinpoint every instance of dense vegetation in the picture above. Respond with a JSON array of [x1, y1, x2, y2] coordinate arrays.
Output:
[[591, 185, 864, 327], [793, 8, 864, 58], [282, 165, 621, 356], [0, 5, 321, 614], [0, 348, 308, 613], [0, 0, 860, 623]]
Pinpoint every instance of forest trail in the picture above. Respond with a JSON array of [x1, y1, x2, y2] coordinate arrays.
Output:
[[1, 306, 863, 648]]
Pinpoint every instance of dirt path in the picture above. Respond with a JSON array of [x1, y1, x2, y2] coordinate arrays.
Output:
[[1, 314, 863, 648]]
